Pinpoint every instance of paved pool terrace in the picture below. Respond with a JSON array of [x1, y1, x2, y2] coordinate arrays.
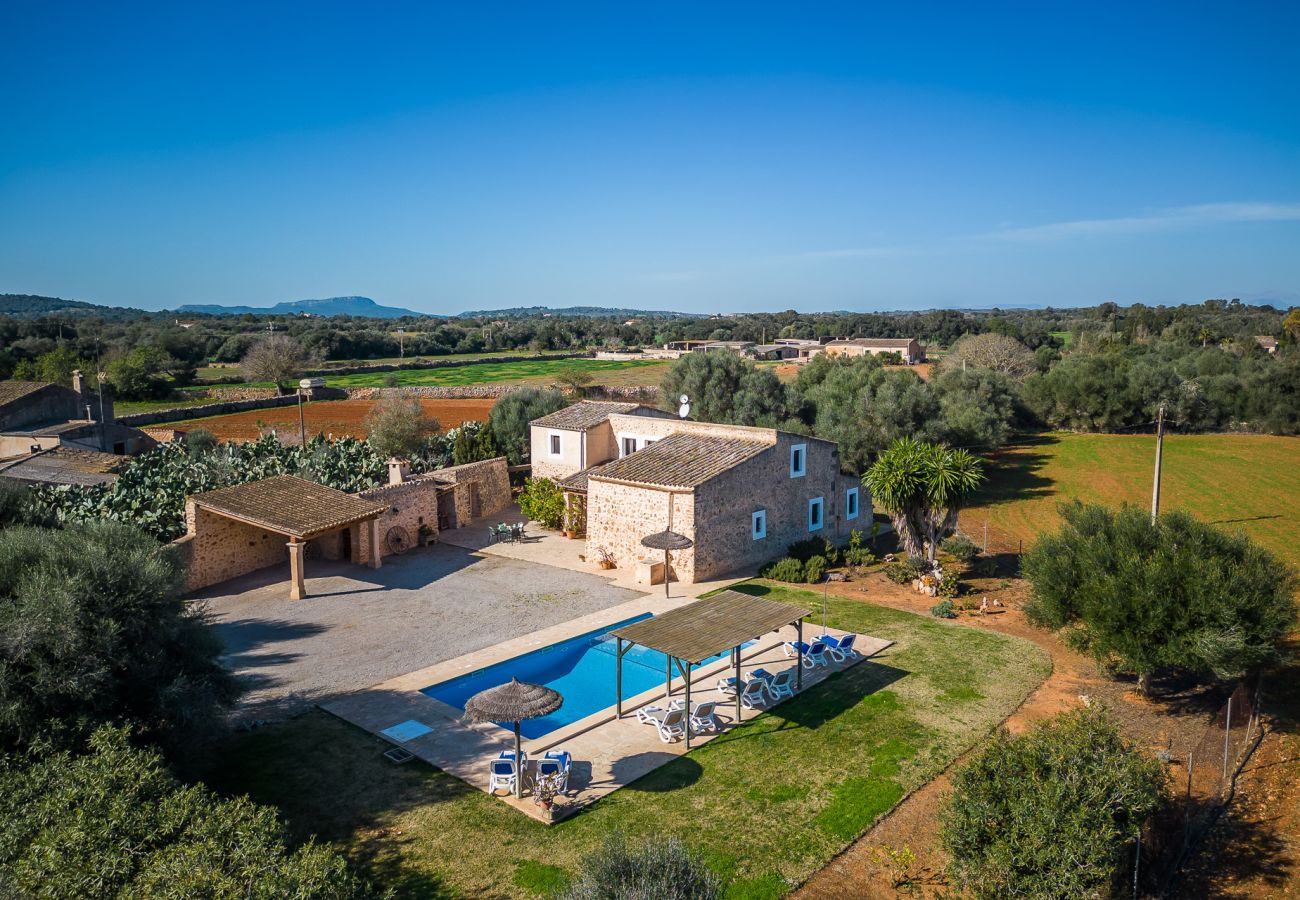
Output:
[[322, 589, 892, 823]]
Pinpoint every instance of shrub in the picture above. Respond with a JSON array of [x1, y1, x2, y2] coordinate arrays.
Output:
[[936, 574, 961, 599], [786, 537, 824, 562], [517, 477, 566, 530], [1024, 501, 1299, 694], [904, 556, 931, 578], [941, 707, 1168, 898], [557, 833, 719, 900], [930, 600, 957, 619], [0, 726, 370, 897], [940, 535, 979, 563], [882, 562, 912, 584], [843, 546, 876, 568], [804, 555, 828, 583], [184, 427, 219, 455], [821, 538, 840, 566], [762, 557, 805, 583], [0, 480, 57, 528], [0, 522, 240, 754]]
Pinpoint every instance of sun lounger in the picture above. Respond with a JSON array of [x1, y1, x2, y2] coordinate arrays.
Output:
[[783, 640, 811, 660], [818, 633, 859, 662], [637, 704, 668, 725], [652, 707, 686, 742], [802, 641, 831, 669], [666, 699, 722, 733], [488, 756, 517, 794], [765, 669, 796, 701], [537, 750, 571, 793]]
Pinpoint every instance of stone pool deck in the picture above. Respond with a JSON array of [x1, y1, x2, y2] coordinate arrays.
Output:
[[321, 591, 892, 823]]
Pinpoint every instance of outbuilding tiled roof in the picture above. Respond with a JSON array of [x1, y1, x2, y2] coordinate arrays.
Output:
[[557, 463, 608, 493], [190, 475, 387, 539], [0, 381, 55, 409], [827, 337, 917, 349], [530, 401, 647, 432], [588, 432, 769, 489], [0, 446, 125, 487]]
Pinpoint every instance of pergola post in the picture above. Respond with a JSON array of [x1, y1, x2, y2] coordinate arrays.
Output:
[[734, 646, 742, 724], [368, 517, 382, 569], [683, 658, 692, 749], [615, 637, 624, 718], [665, 655, 672, 699], [287, 539, 306, 600], [796, 619, 804, 691]]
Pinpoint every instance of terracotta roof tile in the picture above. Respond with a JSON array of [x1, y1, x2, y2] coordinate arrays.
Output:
[[191, 475, 387, 538], [588, 432, 769, 489], [0, 381, 56, 409], [530, 401, 648, 431]]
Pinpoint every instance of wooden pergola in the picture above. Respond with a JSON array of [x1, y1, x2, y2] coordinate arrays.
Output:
[[609, 590, 812, 748]]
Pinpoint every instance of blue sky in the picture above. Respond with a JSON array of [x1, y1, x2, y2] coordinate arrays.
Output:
[[2, 2, 1298, 314]]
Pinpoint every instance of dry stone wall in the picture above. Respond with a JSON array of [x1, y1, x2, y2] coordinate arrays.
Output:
[[181, 500, 288, 592]]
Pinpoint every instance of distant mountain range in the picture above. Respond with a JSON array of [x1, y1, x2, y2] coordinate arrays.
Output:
[[0, 294, 152, 320], [457, 305, 700, 319], [174, 296, 434, 318]]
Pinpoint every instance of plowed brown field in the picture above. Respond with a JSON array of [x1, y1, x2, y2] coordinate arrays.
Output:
[[172, 398, 494, 442]]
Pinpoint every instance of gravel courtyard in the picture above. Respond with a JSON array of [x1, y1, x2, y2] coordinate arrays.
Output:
[[196, 544, 644, 721]]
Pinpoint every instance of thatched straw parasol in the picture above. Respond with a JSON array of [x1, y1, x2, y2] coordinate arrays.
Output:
[[464, 677, 563, 797], [641, 529, 693, 598]]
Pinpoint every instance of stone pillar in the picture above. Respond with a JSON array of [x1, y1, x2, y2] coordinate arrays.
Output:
[[368, 518, 382, 569], [288, 539, 306, 600]]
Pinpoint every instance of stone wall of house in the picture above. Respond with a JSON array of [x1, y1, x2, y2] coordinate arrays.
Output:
[[434, 456, 512, 522], [691, 433, 863, 581], [586, 481, 697, 582], [356, 477, 444, 564], [181, 499, 288, 592], [0, 384, 79, 431]]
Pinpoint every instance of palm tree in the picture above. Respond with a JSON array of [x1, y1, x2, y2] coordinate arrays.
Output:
[[863, 437, 985, 564]]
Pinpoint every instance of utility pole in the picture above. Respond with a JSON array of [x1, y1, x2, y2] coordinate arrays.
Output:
[[1151, 403, 1166, 524], [297, 388, 307, 448]]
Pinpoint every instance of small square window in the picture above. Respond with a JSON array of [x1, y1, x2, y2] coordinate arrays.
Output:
[[808, 496, 824, 532], [752, 509, 767, 540], [790, 443, 807, 478], [549, 433, 562, 456], [846, 487, 859, 520]]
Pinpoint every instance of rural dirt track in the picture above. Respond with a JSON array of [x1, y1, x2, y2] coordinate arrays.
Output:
[[178, 398, 495, 442]]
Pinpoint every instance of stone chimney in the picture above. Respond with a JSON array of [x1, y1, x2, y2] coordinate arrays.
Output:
[[387, 458, 410, 485]]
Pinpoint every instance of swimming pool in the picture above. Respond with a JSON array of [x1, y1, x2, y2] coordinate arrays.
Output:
[[422, 614, 749, 739]]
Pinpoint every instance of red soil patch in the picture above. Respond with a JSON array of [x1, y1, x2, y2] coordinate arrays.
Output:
[[177, 398, 495, 443]]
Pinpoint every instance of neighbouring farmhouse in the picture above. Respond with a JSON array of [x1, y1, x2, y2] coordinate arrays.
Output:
[[176, 457, 512, 599], [823, 337, 925, 364], [0, 372, 155, 461], [531, 401, 866, 583]]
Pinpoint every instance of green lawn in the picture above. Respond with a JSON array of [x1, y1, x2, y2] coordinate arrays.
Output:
[[1048, 330, 1073, 347], [961, 432, 1300, 569], [115, 395, 235, 415], [208, 581, 1049, 898], [195, 351, 601, 387]]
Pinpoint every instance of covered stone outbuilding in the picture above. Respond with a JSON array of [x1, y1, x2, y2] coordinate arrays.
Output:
[[181, 475, 388, 600]]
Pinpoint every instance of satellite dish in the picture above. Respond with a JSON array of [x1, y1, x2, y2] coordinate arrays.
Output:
[[679, 394, 689, 405], [678, 394, 691, 418]]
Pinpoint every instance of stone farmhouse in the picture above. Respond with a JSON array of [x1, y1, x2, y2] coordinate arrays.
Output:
[[530, 401, 867, 583], [823, 337, 925, 364], [176, 456, 512, 600], [0, 372, 155, 460]]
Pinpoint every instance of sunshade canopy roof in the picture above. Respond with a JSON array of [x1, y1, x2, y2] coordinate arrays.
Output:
[[610, 590, 811, 665]]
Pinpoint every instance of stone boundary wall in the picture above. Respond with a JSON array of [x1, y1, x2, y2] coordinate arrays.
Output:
[[117, 394, 301, 427], [434, 456, 512, 524]]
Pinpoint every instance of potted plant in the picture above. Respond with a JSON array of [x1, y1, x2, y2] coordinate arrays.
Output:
[[417, 523, 434, 547], [595, 546, 616, 570]]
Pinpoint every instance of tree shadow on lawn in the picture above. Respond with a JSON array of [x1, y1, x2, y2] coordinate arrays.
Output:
[[1160, 798, 1293, 897], [966, 433, 1060, 507]]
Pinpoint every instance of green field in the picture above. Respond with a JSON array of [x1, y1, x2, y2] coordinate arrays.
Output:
[[209, 581, 1048, 898], [182, 357, 670, 393], [961, 432, 1300, 568], [196, 351, 591, 385]]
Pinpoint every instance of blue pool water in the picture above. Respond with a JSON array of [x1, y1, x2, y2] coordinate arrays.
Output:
[[422, 614, 750, 739]]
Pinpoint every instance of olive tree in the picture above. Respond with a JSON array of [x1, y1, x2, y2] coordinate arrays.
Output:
[[660, 351, 790, 427], [1023, 502, 1297, 694], [941, 706, 1167, 898], [862, 437, 984, 563], [488, 386, 567, 464], [364, 394, 439, 460], [0, 726, 370, 897], [0, 522, 240, 754], [558, 833, 720, 900]]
